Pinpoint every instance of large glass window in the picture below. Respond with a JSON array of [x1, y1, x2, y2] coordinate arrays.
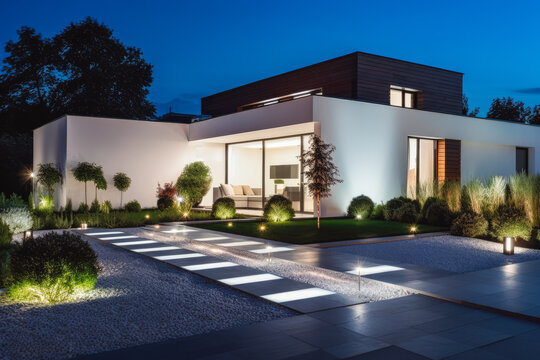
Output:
[[390, 87, 417, 109], [227, 141, 263, 208], [407, 137, 436, 198], [516, 147, 528, 174]]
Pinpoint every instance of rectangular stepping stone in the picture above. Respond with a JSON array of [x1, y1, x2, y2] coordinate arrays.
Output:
[[219, 274, 282, 286], [216, 241, 261, 247], [85, 231, 124, 236], [262, 288, 335, 303], [112, 240, 157, 246], [182, 261, 239, 271], [133, 246, 181, 253], [250, 247, 294, 254], [193, 236, 230, 241], [99, 235, 139, 240], [154, 253, 206, 260]]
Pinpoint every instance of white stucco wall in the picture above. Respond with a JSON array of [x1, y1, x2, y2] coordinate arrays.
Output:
[[313, 96, 540, 216]]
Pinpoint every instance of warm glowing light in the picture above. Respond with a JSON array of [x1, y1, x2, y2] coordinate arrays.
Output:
[[145, 214, 150, 219], [30, 172, 35, 178], [356, 214, 362, 220], [260, 225, 266, 231], [410, 226, 417, 234], [24, 230, 33, 240], [81, 223, 88, 230], [227, 222, 233, 227], [504, 237, 514, 255], [183, 212, 188, 218], [154, 224, 160, 229]]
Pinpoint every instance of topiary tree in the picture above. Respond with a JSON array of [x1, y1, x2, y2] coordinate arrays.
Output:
[[347, 195, 374, 219], [124, 200, 141, 212], [36, 163, 62, 198], [176, 162, 212, 208], [93, 167, 107, 202], [300, 134, 342, 229], [73, 162, 96, 206], [212, 197, 236, 219], [113, 172, 131, 208], [263, 195, 295, 222]]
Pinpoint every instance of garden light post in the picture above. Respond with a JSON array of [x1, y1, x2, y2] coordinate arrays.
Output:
[[503, 237, 514, 255], [410, 225, 417, 235], [81, 223, 88, 230], [24, 230, 33, 240]]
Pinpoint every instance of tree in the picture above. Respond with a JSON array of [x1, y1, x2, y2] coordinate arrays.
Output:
[[529, 105, 540, 125], [72, 162, 96, 205], [36, 163, 62, 197], [93, 167, 107, 202], [113, 172, 131, 208], [300, 135, 342, 229], [487, 97, 530, 123], [461, 95, 479, 117], [176, 162, 212, 208]]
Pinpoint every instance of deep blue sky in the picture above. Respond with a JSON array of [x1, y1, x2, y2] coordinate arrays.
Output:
[[1, 0, 539, 116]]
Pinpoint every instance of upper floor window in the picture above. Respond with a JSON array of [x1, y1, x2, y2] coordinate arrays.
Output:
[[390, 86, 418, 109]]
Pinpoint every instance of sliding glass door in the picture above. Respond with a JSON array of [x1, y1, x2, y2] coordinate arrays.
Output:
[[407, 137, 437, 198]]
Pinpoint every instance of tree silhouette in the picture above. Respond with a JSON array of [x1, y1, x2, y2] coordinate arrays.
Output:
[[461, 95, 479, 117], [487, 97, 530, 123]]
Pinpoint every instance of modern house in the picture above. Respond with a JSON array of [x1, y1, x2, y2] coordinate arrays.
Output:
[[34, 52, 540, 216]]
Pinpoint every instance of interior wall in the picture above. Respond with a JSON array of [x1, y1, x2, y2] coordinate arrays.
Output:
[[227, 145, 262, 188], [264, 145, 301, 197]]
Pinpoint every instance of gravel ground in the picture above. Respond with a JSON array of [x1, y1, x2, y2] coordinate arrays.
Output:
[[0, 234, 294, 360], [334, 235, 540, 273]]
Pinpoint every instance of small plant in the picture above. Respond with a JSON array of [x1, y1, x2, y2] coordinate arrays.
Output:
[[463, 179, 483, 214], [89, 199, 100, 213], [347, 195, 374, 219], [176, 162, 212, 207], [28, 192, 35, 212], [0, 193, 27, 209], [7, 231, 99, 303], [65, 199, 73, 213], [509, 173, 538, 227], [370, 204, 385, 220], [264, 195, 295, 222], [212, 198, 236, 220], [100, 201, 112, 214], [395, 202, 419, 223], [36, 163, 62, 198], [113, 172, 131, 208], [482, 176, 506, 219], [125, 200, 141, 212], [38, 195, 55, 213], [77, 202, 89, 213], [0, 207, 33, 234], [450, 211, 489, 238], [491, 205, 533, 241], [54, 213, 73, 229], [157, 182, 177, 210], [440, 180, 461, 213], [0, 219, 12, 248], [417, 181, 438, 208], [424, 198, 452, 226]]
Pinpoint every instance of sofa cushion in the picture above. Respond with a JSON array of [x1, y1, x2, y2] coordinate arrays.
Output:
[[220, 184, 234, 197], [229, 195, 248, 201], [242, 185, 255, 196], [232, 185, 244, 195]]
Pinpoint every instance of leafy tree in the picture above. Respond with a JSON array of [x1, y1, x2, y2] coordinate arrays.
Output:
[[113, 172, 131, 208], [487, 97, 531, 123], [91, 165, 107, 202], [36, 163, 62, 197], [529, 105, 540, 125], [300, 135, 342, 229], [72, 162, 96, 205], [461, 95, 479, 117], [176, 162, 212, 208]]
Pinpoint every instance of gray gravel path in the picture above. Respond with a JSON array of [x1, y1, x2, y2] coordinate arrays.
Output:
[[0, 236, 294, 360], [334, 235, 540, 273]]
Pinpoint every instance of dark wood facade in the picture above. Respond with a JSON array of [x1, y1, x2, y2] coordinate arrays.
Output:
[[201, 52, 463, 117], [437, 139, 461, 182]]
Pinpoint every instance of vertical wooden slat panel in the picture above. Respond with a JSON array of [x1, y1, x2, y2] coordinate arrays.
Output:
[[437, 139, 461, 183]]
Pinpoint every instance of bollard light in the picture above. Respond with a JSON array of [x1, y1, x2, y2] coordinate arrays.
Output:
[[154, 224, 160, 229], [503, 237, 514, 255], [266, 245, 272, 262], [81, 223, 88, 230], [183, 212, 188, 218], [410, 225, 417, 234], [24, 230, 33, 240]]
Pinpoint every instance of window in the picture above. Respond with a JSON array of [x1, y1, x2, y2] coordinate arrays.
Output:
[[516, 147, 528, 174], [390, 87, 417, 109], [407, 137, 437, 198]]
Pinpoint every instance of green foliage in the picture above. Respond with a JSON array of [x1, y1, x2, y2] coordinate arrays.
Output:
[[347, 195, 374, 219], [370, 204, 385, 220], [28, 192, 34, 212], [125, 200, 141, 212], [263, 195, 295, 222], [89, 199, 100, 213], [0, 248, 11, 288], [65, 198, 72, 213], [36, 163, 62, 197], [482, 176, 506, 219], [157, 197, 174, 211], [451, 212, 489, 238], [384, 197, 420, 222], [440, 180, 461, 213], [0, 193, 27, 209], [487, 97, 531, 123], [0, 207, 33, 234], [424, 199, 452, 226], [7, 231, 99, 303], [421, 197, 438, 220], [491, 205, 533, 241], [509, 173, 539, 227], [463, 179, 483, 214], [416, 182, 438, 208], [212, 197, 236, 220], [395, 202, 419, 223], [113, 172, 131, 207], [39, 195, 54, 213], [72, 162, 96, 205], [0, 219, 12, 248], [77, 202, 89, 213], [101, 201, 112, 214], [176, 161, 212, 207]]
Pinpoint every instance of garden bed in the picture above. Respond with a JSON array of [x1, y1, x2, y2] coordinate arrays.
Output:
[[191, 218, 446, 245], [0, 233, 293, 360]]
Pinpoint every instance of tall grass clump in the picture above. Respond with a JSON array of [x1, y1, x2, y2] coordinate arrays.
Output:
[[462, 179, 484, 214], [482, 176, 506, 219], [416, 181, 438, 208], [440, 180, 461, 213], [509, 173, 538, 227]]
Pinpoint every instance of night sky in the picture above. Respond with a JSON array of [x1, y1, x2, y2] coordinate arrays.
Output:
[[1, 0, 539, 116]]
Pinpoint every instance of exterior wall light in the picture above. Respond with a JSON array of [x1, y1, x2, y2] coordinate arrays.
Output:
[[30, 172, 35, 178], [503, 237, 514, 255], [24, 230, 33, 240], [81, 223, 88, 230]]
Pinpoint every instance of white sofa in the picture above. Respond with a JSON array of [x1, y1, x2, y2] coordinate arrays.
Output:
[[213, 184, 263, 209]]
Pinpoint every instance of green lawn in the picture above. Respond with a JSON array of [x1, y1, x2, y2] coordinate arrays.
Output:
[[191, 218, 447, 245]]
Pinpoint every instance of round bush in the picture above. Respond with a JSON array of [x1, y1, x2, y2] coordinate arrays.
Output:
[[7, 231, 99, 303], [395, 202, 419, 223], [176, 162, 212, 206], [384, 197, 419, 221], [157, 197, 174, 211], [0, 207, 33, 234], [347, 195, 374, 219], [212, 197, 236, 219], [450, 211, 488, 238], [424, 199, 452, 226], [491, 205, 533, 241], [263, 195, 295, 222], [370, 204, 385, 220], [124, 200, 141, 212], [421, 197, 439, 220]]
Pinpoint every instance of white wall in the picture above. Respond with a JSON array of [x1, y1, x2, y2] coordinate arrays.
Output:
[[33, 116, 67, 209], [227, 145, 262, 187], [313, 96, 540, 216]]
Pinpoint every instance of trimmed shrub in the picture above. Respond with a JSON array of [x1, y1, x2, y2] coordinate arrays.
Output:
[[212, 197, 236, 220], [89, 199, 100, 213], [39, 195, 54, 213], [0, 207, 33, 234], [395, 202, 419, 223], [156, 182, 177, 210], [421, 197, 439, 220], [36, 163, 62, 197], [0, 193, 27, 209], [113, 172, 131, 208], [0, 219, 12, 248], [347, 195, 374, 219], [176, 162, 212, 207], [491, 205, 533, 241], [451, 211, 489, 238], [264, 195, 295, 222], [384, 197, 420, 221], [157, 198, 174, 211], [77, 202, 89, 213], [370, 204, 385, 220], [7, 231, 99, 303], [424, 199, 452, 226], [125, 200, 141, 213], [100, 201, 112, 214]]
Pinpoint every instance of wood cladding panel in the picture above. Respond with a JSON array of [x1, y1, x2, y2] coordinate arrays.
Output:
[[437, 139, 461, 182]]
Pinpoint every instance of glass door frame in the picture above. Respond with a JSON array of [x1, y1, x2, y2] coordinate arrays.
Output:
[[407, 136, 438, 196], [225, 133, 313, 213]]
